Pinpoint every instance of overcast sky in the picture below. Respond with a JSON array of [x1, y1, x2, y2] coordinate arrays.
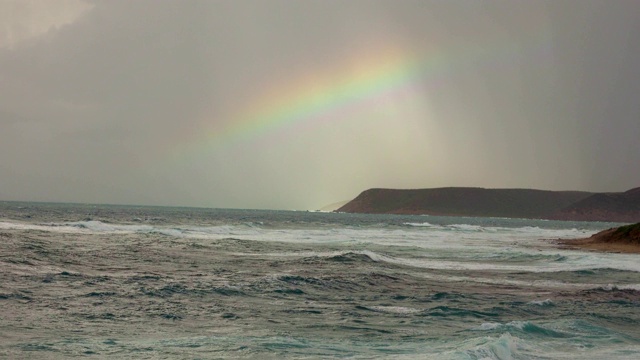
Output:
[[1, 0, 639, 210]]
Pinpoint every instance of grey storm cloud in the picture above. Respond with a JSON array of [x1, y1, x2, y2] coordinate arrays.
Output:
[[1, 0, 639, 209]]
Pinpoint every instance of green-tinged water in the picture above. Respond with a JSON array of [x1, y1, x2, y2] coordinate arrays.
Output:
[[1, 202, 638, 359]]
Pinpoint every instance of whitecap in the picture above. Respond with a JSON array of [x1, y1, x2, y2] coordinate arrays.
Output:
[[368, 306, 421, 314], [448, 224, 485, 231], [403, 222, 436, 227], [527, 299, 554, 306], [472, 322, 503, 331], [465, 333, 520, 360]]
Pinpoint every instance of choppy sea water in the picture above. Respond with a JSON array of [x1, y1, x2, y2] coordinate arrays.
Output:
[[1, 202, 639, 359]]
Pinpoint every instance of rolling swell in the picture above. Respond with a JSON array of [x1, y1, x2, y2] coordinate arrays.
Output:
[[324, 251, 378, 263], [473, 321, 572, 338], [1, 204, 639, 358]]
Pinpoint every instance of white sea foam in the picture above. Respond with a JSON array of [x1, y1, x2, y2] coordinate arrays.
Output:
[[404, 222, 435, 227], [463, 333, 520, 360], [448, 224, 486, 231], [369, 306, 421, 314], [234, 248, 640, 273], [2, 219, 635, 274], [528, 299, 554, 306], [403, 222, 592, 237], [595, 284, 640, 291], [471, 321, 537, 332], [473, 322, 503, 331], [1, 219, 593, 247], [0, 221, 88, 233]]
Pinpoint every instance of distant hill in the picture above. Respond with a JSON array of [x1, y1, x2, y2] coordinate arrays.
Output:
[[549, 187, 640, 222], [336, 187, 640, 222]]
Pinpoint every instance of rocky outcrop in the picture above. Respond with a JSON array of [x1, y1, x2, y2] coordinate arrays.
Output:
[[558, 223, 640, 253], [593, 223, 640, 244]]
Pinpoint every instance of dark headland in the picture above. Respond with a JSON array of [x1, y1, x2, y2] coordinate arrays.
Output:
[[336, 187, 640, 223]]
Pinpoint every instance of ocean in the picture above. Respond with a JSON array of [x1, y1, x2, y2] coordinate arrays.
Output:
[[1, 201, 639, 359]]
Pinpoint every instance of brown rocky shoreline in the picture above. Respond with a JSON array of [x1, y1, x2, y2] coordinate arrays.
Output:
[[557, 223, 640, 254]]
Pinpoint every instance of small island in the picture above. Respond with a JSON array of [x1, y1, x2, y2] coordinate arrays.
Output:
[[558, 223, 640, 254]]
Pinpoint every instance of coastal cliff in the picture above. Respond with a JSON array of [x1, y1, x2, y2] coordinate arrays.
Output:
[[336, 187, 640, 222]]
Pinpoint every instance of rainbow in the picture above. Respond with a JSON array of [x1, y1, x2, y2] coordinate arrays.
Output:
[[178, 46, 437, 154], [177, 33, 548, 156]]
